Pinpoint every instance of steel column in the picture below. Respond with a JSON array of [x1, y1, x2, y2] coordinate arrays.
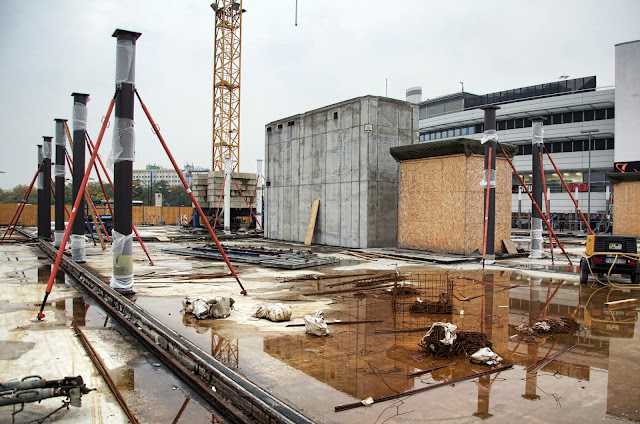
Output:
[[480, 105, 499, 264], [530, 118, 545, 259], [71, 92, 90, 262], [54, 119, 67, 247], [111, 29, 141, 293]]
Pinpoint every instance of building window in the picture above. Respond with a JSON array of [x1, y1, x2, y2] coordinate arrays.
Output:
[[606, 138, 615, 149], [333, 112, 338, 120], [288, 121, 295, 126], [595, 138, 606, 150], [607, 107, 615, 119], [584, 110, 594, 121], [562, 141, 572, 152], [507, 120, 515, 130], [573, 111, 583, 122], [595, 109, 605, 120], [523, 144, 532, 155], [454, 128, 461, 136], [515, 118, 524, 129], [468, 125, 476, 134], [497, 121, 506, 131], [562, 112, 573, 124], [461, 127, 468, 136], [277, 123, 283, 129]]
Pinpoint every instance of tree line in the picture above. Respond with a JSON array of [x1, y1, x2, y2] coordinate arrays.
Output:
[[0, 180, 191, 207]]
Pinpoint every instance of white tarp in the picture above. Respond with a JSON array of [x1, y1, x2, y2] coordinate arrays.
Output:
[[252, 303, 292, 322]]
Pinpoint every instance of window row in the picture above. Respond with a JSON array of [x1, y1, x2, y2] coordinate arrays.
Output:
[[419, 106, 614, 142], [517, 138, 614, 156]]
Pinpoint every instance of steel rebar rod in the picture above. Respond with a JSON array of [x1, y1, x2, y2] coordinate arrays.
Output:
[[335, 364, 514, 412], [72, 323, 139, 423]]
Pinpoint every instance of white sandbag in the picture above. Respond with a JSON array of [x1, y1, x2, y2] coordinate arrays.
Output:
[[304, 310, 329, 336], [470, 347, 503, 366], [252, 303, 292, 322], [182, 296, 235, 320]]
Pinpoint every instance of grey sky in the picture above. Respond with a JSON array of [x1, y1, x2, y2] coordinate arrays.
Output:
[[1, 0, 639, 189]]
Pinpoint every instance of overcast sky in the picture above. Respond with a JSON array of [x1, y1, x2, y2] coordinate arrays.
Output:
[[1, 0, 639, 189]]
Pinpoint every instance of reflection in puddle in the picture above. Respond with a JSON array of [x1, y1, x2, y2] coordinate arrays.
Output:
[[182, 314, 239, 368]]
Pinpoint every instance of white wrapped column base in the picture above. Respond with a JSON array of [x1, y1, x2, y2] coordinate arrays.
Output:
[[110, 230, 134, 292], [71, 234, 86, 263], [529, 217, 543, 259], [54, 230, 65, 248]]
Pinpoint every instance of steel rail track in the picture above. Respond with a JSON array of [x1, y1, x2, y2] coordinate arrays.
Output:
[[22, 230, 313, 424]]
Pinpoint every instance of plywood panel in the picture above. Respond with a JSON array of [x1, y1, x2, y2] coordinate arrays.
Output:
[[612, 181, 640, 238]]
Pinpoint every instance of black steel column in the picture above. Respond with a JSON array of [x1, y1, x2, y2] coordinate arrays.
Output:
[[71, 92, 90, 262], [41, 136, 52, 240], [481, 105, 499, 263], [111, 29, 141, 293], [54, 119, 67, 247], [37, 145, 44, 237], [530, 118, 545, 259]]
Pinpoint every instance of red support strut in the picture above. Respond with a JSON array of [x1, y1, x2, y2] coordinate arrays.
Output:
[[134, 89, 246, 295]]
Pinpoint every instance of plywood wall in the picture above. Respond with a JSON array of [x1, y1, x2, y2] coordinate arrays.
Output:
[[0, 204, 192, 227], [398, 154, 512, 255], [612, 181, 640, 238]]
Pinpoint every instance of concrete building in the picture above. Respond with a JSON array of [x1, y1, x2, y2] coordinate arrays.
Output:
[[133, 165, 182, 187], [264, 95, 418, 248], [416, 76, 616, 226]]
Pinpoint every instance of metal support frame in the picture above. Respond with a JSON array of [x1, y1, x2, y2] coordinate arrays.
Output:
[[211, 0, 243, 172]]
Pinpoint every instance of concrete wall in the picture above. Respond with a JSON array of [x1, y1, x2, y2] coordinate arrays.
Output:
[[397, 154, 512, 255], [615, 40, 640, 164], [264, 96, 417, 248]]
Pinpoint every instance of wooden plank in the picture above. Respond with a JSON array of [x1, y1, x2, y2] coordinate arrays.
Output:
[[503, 238, 519, 255], [604, 298, 638, 309], [304, 200, 320, 246]]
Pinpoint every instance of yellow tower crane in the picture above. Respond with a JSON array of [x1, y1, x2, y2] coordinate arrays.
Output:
[[211, 1, 244, 172]]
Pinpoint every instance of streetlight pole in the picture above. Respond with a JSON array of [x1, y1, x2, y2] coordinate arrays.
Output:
[[580, 129, 599, 231]]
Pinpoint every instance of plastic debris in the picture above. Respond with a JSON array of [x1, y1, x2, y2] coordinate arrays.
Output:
[[182, 296, 235, 320], [424, 322, 457, 345], [470, 347, 503, 366], [304, 310, 329, 336], [252, 303, 292, 322], [361, 397, 374, 406]]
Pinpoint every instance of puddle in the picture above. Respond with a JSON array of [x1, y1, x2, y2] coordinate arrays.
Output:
[[138, 269, 640, 423]]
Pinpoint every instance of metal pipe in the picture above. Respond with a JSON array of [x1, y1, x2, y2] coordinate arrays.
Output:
[[54, 119, 67, 247], [224, 156, 231, 233], [530, 118, 546, 259], [111, 29, 141, 294], [480, 105, 499, 264], [71, 92, 90, 262]]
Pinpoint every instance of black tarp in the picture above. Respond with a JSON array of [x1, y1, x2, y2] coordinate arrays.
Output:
[[607, 172, 640, 183], [390, 138, 518, 162]]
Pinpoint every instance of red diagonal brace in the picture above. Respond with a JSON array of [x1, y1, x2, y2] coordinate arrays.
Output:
[[135, 89, 246, 295]]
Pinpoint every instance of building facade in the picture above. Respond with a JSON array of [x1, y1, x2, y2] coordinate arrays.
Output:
[[416, 76, 616, 228]]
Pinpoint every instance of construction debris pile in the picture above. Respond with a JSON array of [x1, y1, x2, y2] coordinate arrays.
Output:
[[304, 311, 329, 336], [182, 296, 235, 319], [409, 293, 452, 314], [419, 322, 492, 358], [516, 316, 580, 336]]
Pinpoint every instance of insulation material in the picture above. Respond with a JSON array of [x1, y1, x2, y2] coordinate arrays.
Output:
[[304, 310, 329, 336], [611, 181, 640, 238], [398, 154, 511, 255], [110, 230, 133, 291], [115, 39, 136, 84], [252, 303, 292, 322], [55, 122, 66, 146], [70, 234, 86, 263], [72, 101, 88, 131], [470, 347, 503, 366], [54, 165, 65, 178], [110, 118, 135, 164], [532, 121, 544, 145]]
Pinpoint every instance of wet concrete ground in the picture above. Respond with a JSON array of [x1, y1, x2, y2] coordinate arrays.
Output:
[[1, 226, 639, 423]]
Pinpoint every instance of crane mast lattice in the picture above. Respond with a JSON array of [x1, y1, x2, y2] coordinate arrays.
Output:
[[211, 1, 242, 172]]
